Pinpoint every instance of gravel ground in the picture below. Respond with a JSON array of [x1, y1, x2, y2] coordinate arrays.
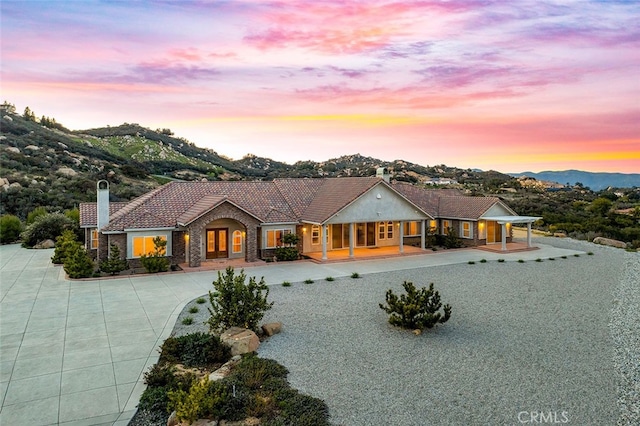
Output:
[[169, 237, 639, 425]]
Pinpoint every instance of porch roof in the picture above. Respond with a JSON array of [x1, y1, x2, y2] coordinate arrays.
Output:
[[482, 215, 542, 224]]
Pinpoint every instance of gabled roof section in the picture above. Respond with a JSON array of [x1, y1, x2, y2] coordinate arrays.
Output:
[[79, 202, 128, 228], [300, 177, 382, 223], [392, 182, 462, 218], [438, 196, 515, 220], [101, 181, 299, 232], [273, 178, 325, 218], [176, 195, 227, 226]]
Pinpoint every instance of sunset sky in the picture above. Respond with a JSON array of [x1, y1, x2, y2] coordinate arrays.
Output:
[[2, 1, 639, 173]]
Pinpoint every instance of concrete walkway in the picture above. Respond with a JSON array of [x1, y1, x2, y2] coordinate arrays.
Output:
[[0, 241, 584, 425]]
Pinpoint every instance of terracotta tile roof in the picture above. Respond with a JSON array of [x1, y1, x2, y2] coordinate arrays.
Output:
[[438, 196, 504, 220], [392, 182, 512, 220], [392, 182, 462, 218], [79, 202, 128, 228], [82, 178, 518, 232], [101, 181, 300, 232], [300, 177, 382, 223]]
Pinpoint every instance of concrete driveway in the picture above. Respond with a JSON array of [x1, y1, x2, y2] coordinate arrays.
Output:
[[0, 242, 583, 425]]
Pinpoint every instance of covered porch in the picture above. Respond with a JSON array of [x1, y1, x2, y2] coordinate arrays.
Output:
[[482, 216, 542, 251], [306, 244, 426, 262]]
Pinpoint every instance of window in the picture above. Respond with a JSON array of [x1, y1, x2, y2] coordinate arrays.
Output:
[[265, 229, 291, 248], [90, 229, 99, 249], [442, 220, 450, 235], [311, 225, 320, 245], [429, 220, 438, 234], [132, 235, 166, 257], [403, 221, 421, 236], [378, 222, 393, 240], [461, 222, 472, 238], [232, 230, 243, 253]]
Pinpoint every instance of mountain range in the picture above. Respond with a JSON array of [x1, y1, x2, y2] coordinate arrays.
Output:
[[1, 101, 638, 219], [510, 170, 640, 191]]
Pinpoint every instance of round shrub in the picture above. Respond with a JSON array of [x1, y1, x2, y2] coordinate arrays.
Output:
[[0, 214, 22, 243], [21, 212, 77, 247]]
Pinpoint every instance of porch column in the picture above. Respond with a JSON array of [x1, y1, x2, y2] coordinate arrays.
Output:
[[399, 221, 404, 253], [349, 222, 355, 258], [527, 222, 532, 248], [189, 228, 202, 267], [321, 224, 328, 261], [501, 222, 507, 251], [420, 220, 426, 250]]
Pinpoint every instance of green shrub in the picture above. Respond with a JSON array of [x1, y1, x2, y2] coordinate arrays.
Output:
[[51, 230, 78, 264], [588, 251, 594, 255], [443, 227, 462, 249], [100, 243, 128, 275], [282, 281, 291, 287], [0, 214, 22, 243], [277, 392, 331, 426], [380, 281, 451, 330], [196, 297, 206, 304], [498, 259, 505, 262], [232, 355, 289, 391], [26, 206, 48, 225], [303, 279, 314, 284], [351, 272, 360, 278], [138, 386, 172, 413], [168, 378, 229, 424], [325, 276, 334, 282], [159, 332, 230, 368], [274, 246, 299, 261], [479, 259, 487, 263], [536, 258, 543, 262], [63, 243, 94, 279], [140, 236, 169, 273], [182, 317, 193, 325], [518, 259, 525, 263], [561, 255, 567, 259], [189, 306, 199, 314], [21, 212, 77, 247], [207, 267, 273, 333], [468, 261, 475, 265]]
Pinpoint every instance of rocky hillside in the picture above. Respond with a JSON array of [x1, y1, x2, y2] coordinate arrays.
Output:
[[1, 102, 518, 218]]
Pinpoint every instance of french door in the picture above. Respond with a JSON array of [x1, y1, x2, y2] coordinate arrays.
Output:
[[206, 228, 228, 259]]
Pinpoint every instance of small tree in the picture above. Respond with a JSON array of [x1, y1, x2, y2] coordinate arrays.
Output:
[[379, 281, 451, 330], [207, 267, 273, 333], [139, 236, 169, 273], [63, 243, 95, 279], [444, 227, 462, 249], [100, 243, 128, 275], [51, 230, 78, 264], [0, 214, 22, 243], [275, 232, 300, 261]]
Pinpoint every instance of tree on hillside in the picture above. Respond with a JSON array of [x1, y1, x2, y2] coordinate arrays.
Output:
[[23, 106, 36, 122]]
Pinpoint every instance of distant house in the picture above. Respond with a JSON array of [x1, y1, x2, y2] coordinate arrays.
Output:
[[80, 169, 539, 267]]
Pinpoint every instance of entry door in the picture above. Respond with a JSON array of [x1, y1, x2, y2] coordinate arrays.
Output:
[[356, 222, 376, 247], [206, 228, 228, 259], [486, 221, 502, 244]]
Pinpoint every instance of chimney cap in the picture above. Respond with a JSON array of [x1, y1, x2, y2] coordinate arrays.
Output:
[[97, 180, 109, 190]]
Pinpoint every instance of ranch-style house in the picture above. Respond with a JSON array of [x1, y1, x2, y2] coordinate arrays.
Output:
[[80, 170, 540, 267]]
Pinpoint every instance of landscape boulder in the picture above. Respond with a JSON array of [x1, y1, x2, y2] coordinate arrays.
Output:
[[209, 355, 242, 381], [593, 237, 627, 249], [35, 239, 55, 249], [220, 327, 259, 356], [57, 167, 77, 177], [5, 147, 19, 154], [261, 322, 283, 337]]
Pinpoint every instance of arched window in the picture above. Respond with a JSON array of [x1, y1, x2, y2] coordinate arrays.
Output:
[[232, 230, 243, 253]]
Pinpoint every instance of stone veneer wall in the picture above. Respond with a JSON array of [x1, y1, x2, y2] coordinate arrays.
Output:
[[172, 230, 186, 264], [187, 203, 260, 267]]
